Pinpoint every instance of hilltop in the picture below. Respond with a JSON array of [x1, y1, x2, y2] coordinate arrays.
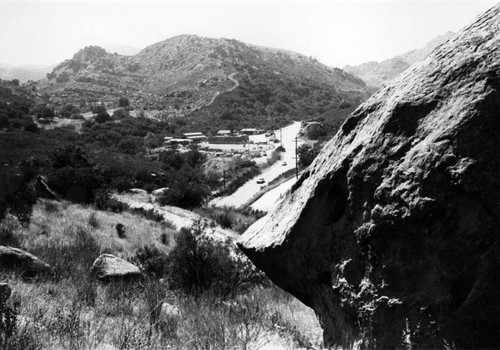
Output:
[[344, 31, 455, 87]]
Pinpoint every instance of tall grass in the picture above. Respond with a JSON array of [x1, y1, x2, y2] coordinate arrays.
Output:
[[0, 200, 322, 349]]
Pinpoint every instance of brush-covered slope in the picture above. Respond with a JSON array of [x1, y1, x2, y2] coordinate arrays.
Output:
[[345, 31, 455, 88], [40, 35, 367, 122], [239, 5, 500, 349]]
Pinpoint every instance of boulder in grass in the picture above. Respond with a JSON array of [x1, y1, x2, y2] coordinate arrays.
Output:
[[91, 254, 141, 281], [0, 246, 53, 276]]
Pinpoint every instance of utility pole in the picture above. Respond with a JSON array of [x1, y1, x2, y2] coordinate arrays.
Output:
[[280, 128, 283, 147], [223, 170, 226, 191], [294, 137, 298, 179]]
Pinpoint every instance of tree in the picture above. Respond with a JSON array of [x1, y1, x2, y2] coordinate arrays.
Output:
[[95, 111, 111, 124], [91, 103, 107, 115], [31, 105, 54, 120], [297, 144, 320, 167], [112, 108, 129, 119], [59, 104, 80, 118], [118, 97, 130, 108]]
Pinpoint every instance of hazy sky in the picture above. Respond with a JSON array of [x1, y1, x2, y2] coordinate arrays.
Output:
[[0, 1, 496, 68]]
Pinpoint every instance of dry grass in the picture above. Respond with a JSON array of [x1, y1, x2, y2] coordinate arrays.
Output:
[[17, 199, 174, 261], [0, 199, 323, 349]]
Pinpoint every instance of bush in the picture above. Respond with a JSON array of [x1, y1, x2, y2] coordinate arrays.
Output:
[[297, 144, 320, 167], [168, 220, 266, 298], [23, 122, 39, 133], [87, 212, 99, 229], [118, 97, 130, 108], [95, 111, 110, 124], [0, 286, 19, 349], [134, 245, 170, 278], [115, 223, 126, 238]]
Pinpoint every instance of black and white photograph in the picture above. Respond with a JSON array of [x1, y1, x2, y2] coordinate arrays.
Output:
[[0, 1, 499, 348]]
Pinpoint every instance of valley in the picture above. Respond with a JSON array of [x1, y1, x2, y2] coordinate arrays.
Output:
[[1, 3, 500, 349]]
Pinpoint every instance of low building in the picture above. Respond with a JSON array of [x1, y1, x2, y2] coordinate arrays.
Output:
[[183, 132, 207, 142], [216, 130, 232, 136], [240, 128, 258, 135], [164, 138, 193, 147]]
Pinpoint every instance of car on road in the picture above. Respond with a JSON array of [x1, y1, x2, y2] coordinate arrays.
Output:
[[282, 161, 287, 166], [256, 178, 265, 184]]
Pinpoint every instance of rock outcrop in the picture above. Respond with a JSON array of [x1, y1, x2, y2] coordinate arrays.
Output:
[[91, 254, 141, 281], [239, 5, 500, 349], [0, 246, 53, 276]]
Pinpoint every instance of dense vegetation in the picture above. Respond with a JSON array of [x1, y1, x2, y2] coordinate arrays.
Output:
[[0, 79, 240, 223], [165, 67, 365, 136]]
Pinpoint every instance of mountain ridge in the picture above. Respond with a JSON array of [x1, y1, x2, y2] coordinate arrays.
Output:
[[39, 35, 367, 120], [344, 31, 456, 88]]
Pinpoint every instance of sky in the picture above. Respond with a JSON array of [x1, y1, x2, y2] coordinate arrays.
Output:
[[0, 1, 496, 68]]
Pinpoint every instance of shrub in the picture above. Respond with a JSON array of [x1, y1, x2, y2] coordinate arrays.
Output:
[[0, 284, 18, 348], [115, 223, 126, 238], [297, 144, 320, 167], [88, 212, 99, 229], [43, 200, 59, 213], [23, 122, 39, 133], [0, 215, 20, 247], [134, 245, 170, 278], [118, 97, 130, 108], [95, 111, 110, 124], [168, 220, 266, 298]]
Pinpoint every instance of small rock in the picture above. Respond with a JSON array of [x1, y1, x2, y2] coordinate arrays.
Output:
[[91, 254, 141, 281], [0, 246, 53, 276], [152, 187, 169, 196]]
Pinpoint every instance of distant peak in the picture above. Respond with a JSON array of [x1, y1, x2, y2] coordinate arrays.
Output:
[[72, 46, 108, 61]]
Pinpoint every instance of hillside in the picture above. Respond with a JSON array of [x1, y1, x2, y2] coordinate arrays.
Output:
[[345, 31, 455, 87], [39, 35, 368, 130]]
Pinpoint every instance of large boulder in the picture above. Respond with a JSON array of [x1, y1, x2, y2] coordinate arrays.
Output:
[[0, 246, 53, 276], [239, 5, 500, 349], [91, 254, 141, 281]]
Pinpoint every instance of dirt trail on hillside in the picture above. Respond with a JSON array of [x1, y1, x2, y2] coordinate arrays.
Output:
[[112, 192, 238, 241]]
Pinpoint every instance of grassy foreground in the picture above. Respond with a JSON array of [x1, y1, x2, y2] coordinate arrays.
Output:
[[0, 200, 322, 349]]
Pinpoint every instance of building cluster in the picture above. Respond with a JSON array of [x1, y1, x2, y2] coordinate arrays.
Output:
[[163, 128, 266, 147]]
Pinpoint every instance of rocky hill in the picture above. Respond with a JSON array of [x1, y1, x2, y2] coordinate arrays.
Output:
[[345, 31, 455, 88], [40, 35, 367, 123], [240, 4, 500, 349]]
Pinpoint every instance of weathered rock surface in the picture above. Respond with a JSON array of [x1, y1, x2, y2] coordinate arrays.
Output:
[[239, 5, 500, 349], [0, 246, 53, 276], [91, 254, 141, 281]]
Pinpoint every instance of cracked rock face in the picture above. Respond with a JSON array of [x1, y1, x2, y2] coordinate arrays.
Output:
[[238, 5, 500, 349]]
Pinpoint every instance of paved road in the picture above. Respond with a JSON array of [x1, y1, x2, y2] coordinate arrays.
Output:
[[210, 121, 302, 208], [250, 177, 296, 212]]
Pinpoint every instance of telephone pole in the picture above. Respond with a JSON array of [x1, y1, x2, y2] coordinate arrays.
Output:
[[294, 137, 298, 179]]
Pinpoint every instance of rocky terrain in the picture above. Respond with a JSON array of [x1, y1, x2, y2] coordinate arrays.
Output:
[[240, 5, 500, 349], [39, 35, 367, 118], [345, 31, 455, 88]]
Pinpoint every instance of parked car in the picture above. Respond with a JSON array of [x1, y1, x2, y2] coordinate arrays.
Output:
[[256, 178, 265, 184]]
